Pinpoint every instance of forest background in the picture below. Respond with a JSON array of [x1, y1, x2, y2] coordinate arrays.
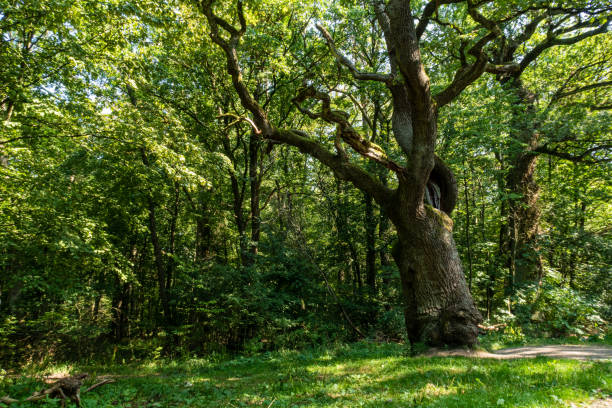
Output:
[[0, 0, 610, 365]]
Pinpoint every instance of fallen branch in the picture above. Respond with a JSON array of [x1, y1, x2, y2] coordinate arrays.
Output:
[[84, 379, 115, 393], [0, 397, 18, 405], [0, 373, 114, 407]]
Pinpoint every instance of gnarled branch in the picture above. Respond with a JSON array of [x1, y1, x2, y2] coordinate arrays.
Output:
[[292, 86, 404, 173], [519, 16, 611, 74], [315, 24, 391, 83], [271, 129, 394, 205], [534, 144, 612, 163], [416, 0, 464, 40], [199, 2, 393, 208]]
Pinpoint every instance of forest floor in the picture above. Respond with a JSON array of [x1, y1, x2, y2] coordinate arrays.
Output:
[[1, 342, 610, 407]]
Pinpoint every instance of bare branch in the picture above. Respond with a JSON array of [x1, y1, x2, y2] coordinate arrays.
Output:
[[236, 0, 246, 35], [485, 63, 520, 74], [534, 144, 612, 163], [315, 24, 391, 83], [519, 16, 611, 74], [434, 31, 496, 107], [434, 2, 501, 107], [217, 113, 262, 134], [416, 0, 463, 40], [372, 0, 394, 69], [466, 1, 501, 34], [200, 1, 270, 134], [554, 81, 612, 100], [508, 13, 547, 49], [0, 396, 19, 404], [590, 103, 612, 111], [84, 379, 116, 393], [333, 88, 374, 132]]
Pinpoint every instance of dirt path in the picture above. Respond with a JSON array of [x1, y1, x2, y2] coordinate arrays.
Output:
[[425, 344, 612, 360], [576, 399, 612, 408], [493, 344, 612, 360]]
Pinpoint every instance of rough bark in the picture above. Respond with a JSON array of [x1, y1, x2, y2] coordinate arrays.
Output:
[[391, 206, 481, 346], [506, 153, 543, 285]]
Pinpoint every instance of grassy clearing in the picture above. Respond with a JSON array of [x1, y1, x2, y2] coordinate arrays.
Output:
[[1, 342, 610, 407]]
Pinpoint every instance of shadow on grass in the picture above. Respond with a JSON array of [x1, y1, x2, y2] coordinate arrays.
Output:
[[1, 343, 610, 407]]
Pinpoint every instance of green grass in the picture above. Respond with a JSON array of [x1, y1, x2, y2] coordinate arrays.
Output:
[[1, 342, 610, 407]]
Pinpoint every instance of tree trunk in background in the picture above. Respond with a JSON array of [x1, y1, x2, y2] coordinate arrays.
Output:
[[463, 168, 473, 290], [166, 183, 180, 320], [146, 196, 171, 326], [364, 192, 377, 293], [248, 133, 261, 262], [568, 200, 586, 289], [195, 214, 212, 262], [112, 280, 130, 340], [231, 175, 249, 266], [379, 209, 392, 292], [332, 182, 353, 287], [222, 132, 249, 266], [505, 83, 543, 286], [141, 150, 171, 326], [378, 170, 393, 295], [349, 241, 362, 292]]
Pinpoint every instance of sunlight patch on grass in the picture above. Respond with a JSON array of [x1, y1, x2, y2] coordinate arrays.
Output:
[[1, 342, 610, 407]]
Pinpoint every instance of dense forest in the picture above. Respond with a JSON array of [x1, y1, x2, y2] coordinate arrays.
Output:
[[1, 0, 610, 365]]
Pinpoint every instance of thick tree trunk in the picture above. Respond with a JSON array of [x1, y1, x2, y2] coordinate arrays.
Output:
[[391, 205, 481, 346]]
